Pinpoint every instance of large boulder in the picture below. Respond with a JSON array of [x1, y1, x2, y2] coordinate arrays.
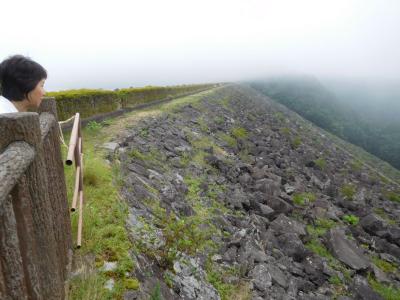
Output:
[[359, 214, 387, 237], [325, 228, 369, 270]]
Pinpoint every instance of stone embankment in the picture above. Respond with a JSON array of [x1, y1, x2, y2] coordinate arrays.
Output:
[[108, 84, 400, 299]]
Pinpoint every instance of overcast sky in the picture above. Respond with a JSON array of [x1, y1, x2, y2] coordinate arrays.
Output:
[[1, 0, 399, 91]]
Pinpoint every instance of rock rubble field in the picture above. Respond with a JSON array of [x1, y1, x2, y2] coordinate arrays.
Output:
[[109, 84, 400, 300]]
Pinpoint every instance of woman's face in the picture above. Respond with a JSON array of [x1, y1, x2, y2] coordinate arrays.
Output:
[[27, 79, 46, 108]]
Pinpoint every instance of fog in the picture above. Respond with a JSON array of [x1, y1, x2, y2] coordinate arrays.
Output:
[[1, 0, 399, 91]]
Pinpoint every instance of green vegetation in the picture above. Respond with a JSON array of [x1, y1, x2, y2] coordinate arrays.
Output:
[[217, 131, 237, 148], [48, 84, 215, 120], [64, 121, 135, 299], [205, 260, 251, 300], [368, 273, 400, 300], [371, 256, 398, 274], [290, 136, 302, 149], [305, 239, 334, 259], [292, 192, 316, 206], [149, 283, 162, 300], [280, 127, 291, 136], [373, 208, 397, 225], [340, 183, 357, 200], [231, 127, 248, 139], [314, 158, 327, 170], [342, 214, 359, 226], [329, 275, 343, 285], [306, 218, 337, 239], [383, 190, 400, 203], [350, 159, 363, 172]]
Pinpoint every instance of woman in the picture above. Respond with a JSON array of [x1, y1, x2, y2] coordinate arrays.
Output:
[[0, 55, 47, 113]]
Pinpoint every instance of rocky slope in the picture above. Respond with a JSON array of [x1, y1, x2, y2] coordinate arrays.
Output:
[[110, 84, 400, 299]]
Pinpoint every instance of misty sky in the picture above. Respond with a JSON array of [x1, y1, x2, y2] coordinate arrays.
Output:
[[1, 0, 400, 91]]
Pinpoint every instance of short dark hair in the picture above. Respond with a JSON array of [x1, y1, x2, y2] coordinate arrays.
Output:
[[0, 55, 47, 101]]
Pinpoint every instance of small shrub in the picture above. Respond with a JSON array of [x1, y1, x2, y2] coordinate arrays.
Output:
[[231, 127, 248, 139], [293, 192, 316, 206], [291, 136, 302, 149], [87, 120, 103, 131], [342, 214, 359, 226], [340, 183, 356, 200], [329, 275, 342, 285], [314, 158, 327, 170]]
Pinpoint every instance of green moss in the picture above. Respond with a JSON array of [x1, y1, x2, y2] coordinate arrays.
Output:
[[292, 192, 316, 206], [124, 278, 140, 290], [342, 214, 359, 225]]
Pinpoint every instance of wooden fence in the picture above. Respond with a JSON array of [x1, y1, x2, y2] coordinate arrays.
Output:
[[0, 98, 72, 299]]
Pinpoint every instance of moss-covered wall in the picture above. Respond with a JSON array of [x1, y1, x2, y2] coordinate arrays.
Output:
[[48, 84, 217, 120]]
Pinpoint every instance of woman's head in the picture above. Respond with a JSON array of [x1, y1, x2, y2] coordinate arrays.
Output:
[[0, 55, 47, 109]]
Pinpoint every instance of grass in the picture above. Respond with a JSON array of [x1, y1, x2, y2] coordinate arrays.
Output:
[[63, 121, 135, 299], [368, 273, 400, 300], [291, 136, 302, 149], [231, 127, 248, 139], [340, 183, 357, 200], [205, 260, 251, 300], [383, 190, 400, 203], [371, 256, 398, 274], [314, 158, 327, 170], [342, 214, 359, 226], [292, 192, 316, 206]]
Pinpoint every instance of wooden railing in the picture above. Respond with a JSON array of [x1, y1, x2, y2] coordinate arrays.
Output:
[[0, 98, 72, 299], [65, 113, 85, 248]]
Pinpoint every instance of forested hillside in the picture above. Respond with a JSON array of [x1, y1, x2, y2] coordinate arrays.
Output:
[[249, 77, 400, 170]]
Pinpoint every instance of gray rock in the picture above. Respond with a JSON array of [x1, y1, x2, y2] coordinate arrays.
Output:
[[101, 142, 119, 152], [267, 264, 288, 289], [277, 233, 309, 262], [171, 255, 220, 300], [352, 275, 383, 300], [266, 196, 293, 215], [325, 228, 369, 270], [258, 204, 275, 219], [360, 214, 387, 236], [249, 264, 272, 292], [270, 214, 306, 236]]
